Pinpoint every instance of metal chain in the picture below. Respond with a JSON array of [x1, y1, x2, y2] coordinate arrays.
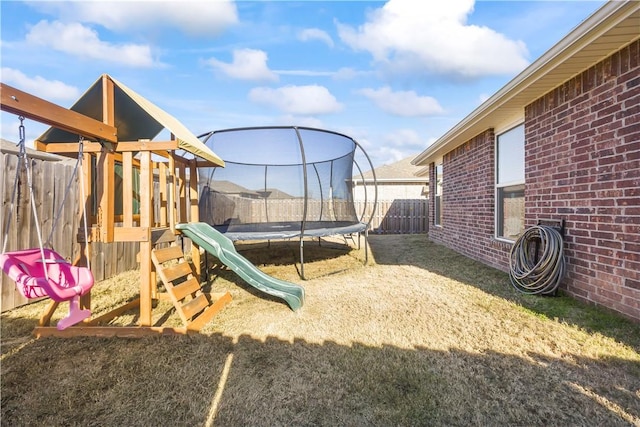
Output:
[[18, 116, 25, 145], [1, 118, 26, 253]]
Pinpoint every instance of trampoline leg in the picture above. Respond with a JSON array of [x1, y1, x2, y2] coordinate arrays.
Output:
[[364, 229, 369, 265], [300, 238, 306, 280]]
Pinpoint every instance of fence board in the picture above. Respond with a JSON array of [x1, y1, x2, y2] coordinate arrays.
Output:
[[356, 199, 428, 234]]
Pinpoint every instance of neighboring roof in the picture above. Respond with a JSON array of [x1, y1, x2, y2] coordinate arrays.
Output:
[[204, 181, 295, 199], [358, 155, 427, 182], [37, 74, 224, 167], [262, 188, 296, 199], [412, 1, 640, 171], [206, 180, 253, 195], [1, 138, 68, 162]]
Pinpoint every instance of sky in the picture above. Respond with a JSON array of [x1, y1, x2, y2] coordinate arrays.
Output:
[[0, 0, 606, 169]]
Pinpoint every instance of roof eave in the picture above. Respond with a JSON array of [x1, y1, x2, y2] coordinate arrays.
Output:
[[413, 0, 639, 166]]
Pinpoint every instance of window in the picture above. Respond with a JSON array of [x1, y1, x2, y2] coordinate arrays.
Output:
[[434, 163, 443, 226], [496, 124, 525, 240]]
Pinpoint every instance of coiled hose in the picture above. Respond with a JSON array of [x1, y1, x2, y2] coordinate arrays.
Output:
[[509, 225, 565, 295]]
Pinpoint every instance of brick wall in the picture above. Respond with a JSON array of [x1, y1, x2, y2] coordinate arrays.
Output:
[[427, 39, 639, 321], [525, 39, 639, 320], [429, 130, 513, 271]]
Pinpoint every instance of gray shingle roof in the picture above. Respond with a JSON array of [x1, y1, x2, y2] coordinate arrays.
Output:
[[358, 155, 425, 181]]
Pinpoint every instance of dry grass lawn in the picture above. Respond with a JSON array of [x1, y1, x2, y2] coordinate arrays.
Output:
[[2, 234, 639, 426]]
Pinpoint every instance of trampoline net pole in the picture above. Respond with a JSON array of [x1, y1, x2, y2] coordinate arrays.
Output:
[[300, 238, 305, 280]]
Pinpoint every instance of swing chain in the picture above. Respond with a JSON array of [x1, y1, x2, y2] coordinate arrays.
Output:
[[2, 117, 27, 253], [18, 116, 25, 145]]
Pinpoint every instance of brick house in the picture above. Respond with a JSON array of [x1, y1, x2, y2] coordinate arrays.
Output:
[[412, 1, 639, 321]]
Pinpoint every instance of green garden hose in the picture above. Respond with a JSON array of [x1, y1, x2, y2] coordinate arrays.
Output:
[[509, 225, 566, 295]]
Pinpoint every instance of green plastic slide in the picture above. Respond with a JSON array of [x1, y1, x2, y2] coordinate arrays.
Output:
[[176, 222, 305, 311]]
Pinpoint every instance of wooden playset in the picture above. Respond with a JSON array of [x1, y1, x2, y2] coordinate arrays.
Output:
[[1, 74, 232, 337]]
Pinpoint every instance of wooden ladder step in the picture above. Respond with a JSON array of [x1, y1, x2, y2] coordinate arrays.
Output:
[[162, 261, 193, 283], [181, 293, 210, 320], [172, 277, 202, 301], [187, 292, 232, 331], [151, 245, 231, 330], [152, 245, 185, 264]]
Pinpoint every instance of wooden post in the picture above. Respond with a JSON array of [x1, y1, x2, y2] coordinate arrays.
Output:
[[96, 151, 114, 242], [97, 75, 115, 243], [169, 155, 177, 232], [178, 160, 187, 224], [122, 151, 133, 227], [189, 159, 201, 276], [159, 162, 168, 227], [79, 152, 93, 312], [189, 159, 200, 223], [139, 151, 153, 326]]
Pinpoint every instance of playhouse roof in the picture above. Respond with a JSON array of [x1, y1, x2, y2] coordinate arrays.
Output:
[[36, 74, 224, 166], [412, 1, 640, 172]]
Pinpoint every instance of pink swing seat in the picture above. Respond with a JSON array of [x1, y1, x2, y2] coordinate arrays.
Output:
[[0, 248, 94, 330]]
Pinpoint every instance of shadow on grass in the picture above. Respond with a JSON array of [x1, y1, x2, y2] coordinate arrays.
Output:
[[232, 238, 355, 267], [367, 234, 640, 353], [1, 331, 638, 426]]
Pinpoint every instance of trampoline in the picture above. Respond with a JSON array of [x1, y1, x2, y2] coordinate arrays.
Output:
[[198, 126, 377, 278]]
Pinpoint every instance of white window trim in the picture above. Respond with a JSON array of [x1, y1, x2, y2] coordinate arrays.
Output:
[[434, 163, 443, 227], [495, 123, 525, 241], [494, 185, 525, 243]]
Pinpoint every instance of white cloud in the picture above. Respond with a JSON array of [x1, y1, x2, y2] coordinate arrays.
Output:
[[337, 0, 529, 79], [1, 68, 80, 101], [277, 115, 324, 128], [248, 85, 343, 115], [275, 69, 334, 77], [298, 28, 334, 48], [207, 49, 278, 82], [373, 145, 407, 165], [354, 128, 431, 167], [26, 20, 157, 67], [358, 86, 444, 117], [27, 0, 238, 36], [275, 67, 371, 80], [333, 67, 371, 80], [383, 128, 425, 149]]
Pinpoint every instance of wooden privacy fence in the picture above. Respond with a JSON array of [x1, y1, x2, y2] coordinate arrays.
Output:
[[200, 192, 429, 234], [199, 192, 429, 234], [356, 199, 429, 234], [200, 192, 356, 224], [1, 149, 138, 312]]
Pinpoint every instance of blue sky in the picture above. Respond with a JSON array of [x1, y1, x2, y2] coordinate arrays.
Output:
[[0, 0, 606, 168]]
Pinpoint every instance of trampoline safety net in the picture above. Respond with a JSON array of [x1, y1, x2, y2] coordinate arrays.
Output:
[[198, 127, 369, 240]]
